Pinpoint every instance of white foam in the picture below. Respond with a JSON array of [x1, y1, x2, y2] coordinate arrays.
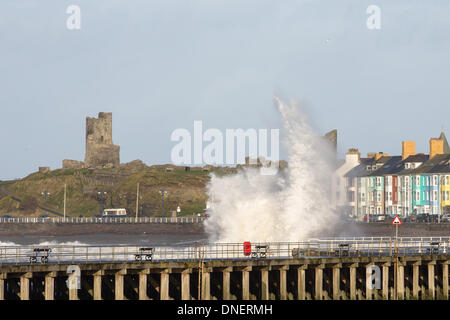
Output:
[[0, 241, 19, 247], [204, 96, 338, 242]]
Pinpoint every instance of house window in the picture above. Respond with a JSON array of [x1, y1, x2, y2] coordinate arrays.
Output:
[[376, 191, 381, 202], [433, 175, 438, 186], [348, 178, 354, 187], [389, 192, 392, 201], [434, 191, 438, 201], [347, 191, 355, 202]]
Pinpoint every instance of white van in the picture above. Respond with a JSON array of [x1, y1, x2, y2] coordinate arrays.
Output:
[[102, 208, 127, 218]]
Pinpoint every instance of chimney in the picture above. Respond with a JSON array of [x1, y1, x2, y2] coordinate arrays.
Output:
[[430, 138, 444, 159], [375, 152, 388, 160], [346, 148, 360, 164], [402, 141, 416, 160]]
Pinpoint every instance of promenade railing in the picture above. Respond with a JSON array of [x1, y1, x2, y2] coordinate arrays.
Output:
[[0, 216, 205, 224], [0, 237, 449, 266]]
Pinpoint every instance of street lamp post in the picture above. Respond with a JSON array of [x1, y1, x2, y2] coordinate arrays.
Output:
[[98, 191, 107, 215], [41, 191, 50, 215], [159, 189, 168, 217]]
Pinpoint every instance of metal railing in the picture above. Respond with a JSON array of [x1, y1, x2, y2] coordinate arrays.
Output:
[[0, 217, 205, 224], [0, 237, 449, 266]]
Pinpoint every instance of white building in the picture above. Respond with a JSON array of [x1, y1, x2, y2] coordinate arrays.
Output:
[[332, 149, 361, 212]]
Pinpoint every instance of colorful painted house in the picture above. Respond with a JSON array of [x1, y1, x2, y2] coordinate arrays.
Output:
[[341, 132, 450, 219], [344, 154, 391, 219], [393, 154, 429, 216], [380, 157, 406, 216], [425, 154, 450, 214], [368, 156, 402, 215]]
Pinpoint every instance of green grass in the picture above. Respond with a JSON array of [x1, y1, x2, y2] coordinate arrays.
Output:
[[0, 166, 228, 217]]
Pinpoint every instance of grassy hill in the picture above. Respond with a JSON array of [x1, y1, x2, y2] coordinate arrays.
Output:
[[0, 164, 236, 218]]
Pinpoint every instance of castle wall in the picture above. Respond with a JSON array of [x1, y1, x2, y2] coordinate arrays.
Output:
[[84, 112, 120, 168]]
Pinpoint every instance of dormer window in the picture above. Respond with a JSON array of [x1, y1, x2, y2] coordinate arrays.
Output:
[[405, 163, 410, 169]]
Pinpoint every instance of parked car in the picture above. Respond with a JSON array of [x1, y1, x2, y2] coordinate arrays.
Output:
[[441, 214, 450, 222], [416, 214, 430, 223], [404, 215, 417, 223], [368, 214, 387, 223], [39, 214, 49, 219], [430, 215, 439, 223], [414, 214, 440, 223], [2, 215, 13, 219]]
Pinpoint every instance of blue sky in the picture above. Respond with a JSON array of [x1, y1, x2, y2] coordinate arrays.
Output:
[[1, 1, 450, 180]]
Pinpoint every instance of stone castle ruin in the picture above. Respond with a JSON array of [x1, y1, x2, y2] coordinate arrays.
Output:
[[85, 112, 120, 168], [62, 112, 120, 169]]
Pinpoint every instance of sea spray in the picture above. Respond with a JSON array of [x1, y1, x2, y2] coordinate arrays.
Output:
[[204, 96, 337, 242]]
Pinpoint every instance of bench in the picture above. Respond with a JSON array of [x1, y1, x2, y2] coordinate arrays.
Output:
[[135, 247, 154, 261], [251, 245, 269, 258], [337, 243, 350, 257], [427, 242, 441, 254], [291, 248, 305, 258], [29, 248, 51, 264]]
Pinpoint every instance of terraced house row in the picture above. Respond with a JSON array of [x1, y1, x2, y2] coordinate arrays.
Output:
[[333, 132, 450, 220]]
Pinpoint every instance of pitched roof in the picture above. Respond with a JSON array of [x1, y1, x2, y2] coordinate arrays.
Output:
[[409, 154, 446, 174], [344, 162, 369, 178], [425, 154, 450, 174], [439, 131, 450, 154], [344, 156, 395, 178], [403, 154, 429, 163], [369, 156, 403, 176]]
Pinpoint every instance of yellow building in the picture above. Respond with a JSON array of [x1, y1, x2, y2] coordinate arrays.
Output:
[[441, 174, 450, 214]]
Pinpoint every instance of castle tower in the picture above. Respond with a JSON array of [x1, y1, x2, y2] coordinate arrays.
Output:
[[324, 129, 337, 155], [84, 112, 120, 168]]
